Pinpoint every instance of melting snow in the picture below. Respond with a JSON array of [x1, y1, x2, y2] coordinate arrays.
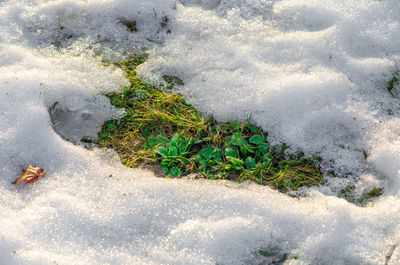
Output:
[[1, 0, 400, 264]]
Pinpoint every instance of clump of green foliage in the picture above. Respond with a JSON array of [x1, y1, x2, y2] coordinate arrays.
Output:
[[339, 183, 383, 206], [120, 20, 137, 32], [365, 187, 383, 198], [258, 245, 299, 264], [98, 54, 323, 192], [387, 73, 399, 97]]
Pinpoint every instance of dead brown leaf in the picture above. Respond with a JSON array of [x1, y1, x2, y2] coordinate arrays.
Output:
[[12, 165, 47, 184]]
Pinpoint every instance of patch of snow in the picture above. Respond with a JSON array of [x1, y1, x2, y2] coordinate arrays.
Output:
[[1, 0, 400, 264]]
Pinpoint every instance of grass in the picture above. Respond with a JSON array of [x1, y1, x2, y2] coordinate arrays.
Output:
[[366, 187, 383, 198], [339, 183, 383, 206], [387, 73, 399, 97], [97, 54, 323, 193], [258, 245, 300, 264]]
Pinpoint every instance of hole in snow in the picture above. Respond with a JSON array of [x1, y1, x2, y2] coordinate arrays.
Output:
[[49, 94, 124, 147]]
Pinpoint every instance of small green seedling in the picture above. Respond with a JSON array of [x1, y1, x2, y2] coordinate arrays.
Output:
[[48, 101, 59, 120], [102, 52, 110, 65], [150, 134, 195, 177]]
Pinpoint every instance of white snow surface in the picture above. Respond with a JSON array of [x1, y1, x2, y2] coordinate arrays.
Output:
[[1, 0, 400, 264]]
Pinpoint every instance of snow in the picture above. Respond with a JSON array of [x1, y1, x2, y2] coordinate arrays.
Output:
[[140, 0, 400, 176], [1, 0, 400, 264]]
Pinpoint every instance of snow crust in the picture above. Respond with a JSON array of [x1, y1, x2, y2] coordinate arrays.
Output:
[[1, 0, 400, 264]]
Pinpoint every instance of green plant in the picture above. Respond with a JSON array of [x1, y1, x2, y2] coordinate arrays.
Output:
[[148, 133, 195, 177], [120, 20, 137, 32], [98, 54, 323, 192], [162, 75, 185, 89], [48, 101, 59, 120], [365, 187, 383, 199], [339, 184, 383, 206], [387, 73, 399, 97], [258, 246, 289, 264], [102, 52, 110, 65], [339, 183, 356, 202]]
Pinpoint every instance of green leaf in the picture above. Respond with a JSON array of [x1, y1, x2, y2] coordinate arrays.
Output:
[[258, 144, 270, 155], [224, 164, 235, 171], [259, 251, 275, 257], [239, 138, 254, 155], [168, 141, 179, 152], [228, 133, 254, 156], [249, 135, 269, 154], [142, 128, 149, 137], [169, 147, 178, 157], [213, 151, 223, 162], [160, 160, 171, 171], [199, 147, 215, 159], [226, 156, 244, 167], [147, 135, 169, 148], [160, 159, 170, 167], [245, 157, 256, 169], [181, 137, 194, 154], [165, 134, 193, 155], [156, 147, 169, 157], [230, 133, 242, 146], [225, 147, 239, 158], [249, 135, 266, 145], [170, 133, 180, 145], [262, 154, 273, 164], [105, 122, 117, 133], [197, 147, 223, 167], [249, 124, 259, 133], [256, 162, 267, 169], [167, 167, 182, 178]]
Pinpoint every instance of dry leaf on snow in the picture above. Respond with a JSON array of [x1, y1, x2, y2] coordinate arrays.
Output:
[[12, 165, 47, 184]]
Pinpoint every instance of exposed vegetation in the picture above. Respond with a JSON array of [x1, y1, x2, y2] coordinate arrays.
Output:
[[366, 187, 383, 198], [257, 245, 299, 264], [97, 54, 323, 192], [387, 72, 400, 97], [339, 183, 383, 206], [120, 20, 137, 32]]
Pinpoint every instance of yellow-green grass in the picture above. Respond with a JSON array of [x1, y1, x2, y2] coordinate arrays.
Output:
[[97, 54, 323, 192]]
